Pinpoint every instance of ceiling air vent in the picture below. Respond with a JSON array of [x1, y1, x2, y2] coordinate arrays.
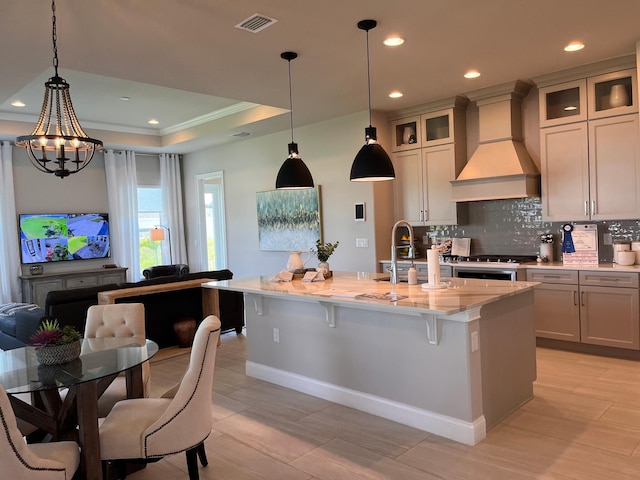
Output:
[[235, 14, 278, 33], [231, 132, 252, 138]]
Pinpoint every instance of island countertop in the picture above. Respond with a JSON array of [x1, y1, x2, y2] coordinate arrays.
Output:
[[203, 271, 538, 318]]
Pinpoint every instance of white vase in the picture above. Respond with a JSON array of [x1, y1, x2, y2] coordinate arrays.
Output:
[[609, 84, 629, 108], [318, 261, 330, 275], [402, 126, 415, 144]]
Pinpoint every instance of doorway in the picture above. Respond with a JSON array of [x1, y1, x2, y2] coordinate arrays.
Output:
[[195, 172, 227, 271]]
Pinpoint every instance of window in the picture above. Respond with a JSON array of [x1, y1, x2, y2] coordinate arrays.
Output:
[[137, 187, 163, 271], [196, 172, 227, 271]]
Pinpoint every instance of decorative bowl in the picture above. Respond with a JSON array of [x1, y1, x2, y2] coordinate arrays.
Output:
[[35, 340, 81, 365]]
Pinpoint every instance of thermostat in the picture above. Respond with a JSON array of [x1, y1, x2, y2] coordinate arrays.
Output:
[[354, 202, 365, 222]]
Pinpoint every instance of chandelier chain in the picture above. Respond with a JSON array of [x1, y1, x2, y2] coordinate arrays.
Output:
[[51, 0, 59, 76], [288, 59, 294, 143]]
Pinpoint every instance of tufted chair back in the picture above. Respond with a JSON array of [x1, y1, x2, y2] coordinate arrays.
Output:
[[0, 384, 80, 479], [84, 303, 150, 414]]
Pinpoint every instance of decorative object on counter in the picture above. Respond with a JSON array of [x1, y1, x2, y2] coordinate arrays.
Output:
[[29, 264, 44, 275], [313, 239, 339, 275], [407, 264, 418, 285], [287, 250, 311, 272], [539, 233, 554, 262], [30, 318, 82, 365], [275, 51, 314, 189], [256, 187, 321, 251], [562, 224, 598, 265], [609, 84, 629, 108], [613, 241, 631, 264], [350, 19, 395, 182], [616, 250, 636, 266], [631, 241, 640, 264]]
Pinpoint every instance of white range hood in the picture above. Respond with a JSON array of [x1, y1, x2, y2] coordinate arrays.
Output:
[[451, 80, 540, 202]]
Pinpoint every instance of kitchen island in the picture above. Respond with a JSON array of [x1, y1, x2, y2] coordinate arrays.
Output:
[[203, 272, 538, 445]]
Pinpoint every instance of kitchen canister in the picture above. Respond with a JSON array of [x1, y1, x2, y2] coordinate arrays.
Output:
[[613, 241, 630, 264], [617, 250, 636, 266], [631, 241, 640, 264], [539, 243, 554, 262]]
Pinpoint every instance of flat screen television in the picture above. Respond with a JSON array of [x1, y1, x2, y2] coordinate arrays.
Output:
[[19, 213, 111, 264]]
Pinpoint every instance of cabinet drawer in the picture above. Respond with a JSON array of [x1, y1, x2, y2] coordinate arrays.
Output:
[[65, 275, 99, 289], [579, 271, 639, 288], [527, 269, 578, 284]]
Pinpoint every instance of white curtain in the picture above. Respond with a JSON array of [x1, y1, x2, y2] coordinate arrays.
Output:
[[0, 142, 21, 303], [105, 150, 141, 281], [159, 153, 187, 265]]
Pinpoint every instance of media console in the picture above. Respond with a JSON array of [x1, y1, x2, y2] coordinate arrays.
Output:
[[20, 267, 128, 307]]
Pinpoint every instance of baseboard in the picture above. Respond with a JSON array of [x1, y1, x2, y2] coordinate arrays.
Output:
[[246, 361, 486, 445]]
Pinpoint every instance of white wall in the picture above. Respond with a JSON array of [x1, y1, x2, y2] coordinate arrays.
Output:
[[182, 110, 394, 278]]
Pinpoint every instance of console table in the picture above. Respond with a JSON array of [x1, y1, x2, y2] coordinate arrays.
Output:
[[20, 267, 128, 307]]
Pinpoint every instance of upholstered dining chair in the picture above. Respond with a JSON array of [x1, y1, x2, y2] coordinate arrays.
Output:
[[0, 384, 80, 480], [99, 315, 221, 480], [84, 303, 150, 417]]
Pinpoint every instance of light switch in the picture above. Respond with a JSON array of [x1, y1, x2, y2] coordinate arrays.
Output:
[[356, 238, 368, 248]]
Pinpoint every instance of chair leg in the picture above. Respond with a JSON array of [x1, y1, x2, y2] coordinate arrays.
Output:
[[196, 442, 208, 467], [186, 447, 200, 480]]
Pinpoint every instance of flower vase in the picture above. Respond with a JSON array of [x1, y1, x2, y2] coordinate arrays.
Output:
[[402, 126, 415, 144], [318, 262, 330, 276]]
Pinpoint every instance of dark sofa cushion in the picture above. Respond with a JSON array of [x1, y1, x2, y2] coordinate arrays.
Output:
[[0, 303, 46, 349], [183, 269, 233, 281], [44, 283, 121, 333], [142, 264, 189, 279]]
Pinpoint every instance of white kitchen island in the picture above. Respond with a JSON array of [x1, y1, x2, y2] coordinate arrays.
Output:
[[203, 272, 538, 445]]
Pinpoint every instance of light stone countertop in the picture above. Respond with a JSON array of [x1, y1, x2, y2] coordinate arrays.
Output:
[[525, 261, 640, 272], [203, 271, 538, 319]]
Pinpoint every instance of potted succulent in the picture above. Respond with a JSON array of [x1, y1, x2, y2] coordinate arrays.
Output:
[[313, 239, 339, 275], [31, 317, 82, 365]]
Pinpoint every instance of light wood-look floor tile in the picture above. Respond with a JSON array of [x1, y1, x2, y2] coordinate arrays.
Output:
[[126, 334, 640, 480]]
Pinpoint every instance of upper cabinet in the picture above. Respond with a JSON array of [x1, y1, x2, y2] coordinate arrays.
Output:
[[536, 58, 640, 222], [389, 97, 468, 226]]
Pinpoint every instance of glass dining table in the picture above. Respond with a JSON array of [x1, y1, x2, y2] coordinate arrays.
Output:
[[0, 337, 158, 480]]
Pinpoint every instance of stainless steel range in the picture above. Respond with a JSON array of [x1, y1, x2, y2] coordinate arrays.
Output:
[[450, 255, 537, 281]]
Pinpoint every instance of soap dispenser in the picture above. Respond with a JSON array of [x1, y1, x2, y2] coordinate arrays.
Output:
[[408, 263, 418, 285]]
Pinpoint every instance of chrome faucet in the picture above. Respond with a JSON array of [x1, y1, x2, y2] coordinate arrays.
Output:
[[389, 220, 415, 284]]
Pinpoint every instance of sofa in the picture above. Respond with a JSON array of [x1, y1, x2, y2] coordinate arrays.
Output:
[[0, 303, 46, 350], [39, 269, 243, 349]]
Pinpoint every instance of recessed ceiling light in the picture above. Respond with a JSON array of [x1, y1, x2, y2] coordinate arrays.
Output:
[[389, 91, 403, 98], [464, 70, 481, 79], [11, 100, 25, 107], [148, 119, 159, 125], [564, 42, 585, 52], [383, 37, 405, 47], [120, 96, 131, 101]]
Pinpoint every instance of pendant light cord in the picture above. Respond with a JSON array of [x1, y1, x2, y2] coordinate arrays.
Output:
[[51, 0, 59, 77], [288, 59, 294, 143], [365, 27, 372, 128]]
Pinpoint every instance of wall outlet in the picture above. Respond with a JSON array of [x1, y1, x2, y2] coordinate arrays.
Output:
[[604, 233, 613, 245], [471, 331, 479, 352], [273, 328, 280, 343], [423, 235, 430, 245]]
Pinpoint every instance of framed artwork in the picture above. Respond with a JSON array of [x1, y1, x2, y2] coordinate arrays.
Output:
[[256, 186, 321, 251]]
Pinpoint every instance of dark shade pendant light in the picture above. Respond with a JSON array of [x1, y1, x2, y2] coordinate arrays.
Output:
[[275, 52, 314, 189], [16, 0, 103, 178], [350, 19, 395, 182]]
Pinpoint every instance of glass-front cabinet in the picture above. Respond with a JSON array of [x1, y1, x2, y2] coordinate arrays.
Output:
[[422, 109, 455, 146], [390, 116, 420, 152], [539, 79, 587, 127], [587, 68, 637, 119]]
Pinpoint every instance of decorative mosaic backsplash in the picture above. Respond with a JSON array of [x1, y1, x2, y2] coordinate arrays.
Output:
[[413, 197, 640, 263]]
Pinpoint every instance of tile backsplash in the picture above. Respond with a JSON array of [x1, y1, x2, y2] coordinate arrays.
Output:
[[414, 197, 640, 263]]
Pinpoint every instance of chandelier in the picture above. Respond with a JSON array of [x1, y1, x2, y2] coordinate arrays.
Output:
[[16, 0, 103, 178]]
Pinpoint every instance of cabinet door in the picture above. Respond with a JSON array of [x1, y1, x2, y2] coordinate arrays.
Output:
[[30, 279, 64, 308], [589, 115, 640, 220], [423, 145, 457, 225], [391, 116, 421, 152], [580, 286, 640, 349], [533, 283, 580, 342], [539, 79, 587, 127], [392, 150, 424, 224], [540, 122, 590, 221]]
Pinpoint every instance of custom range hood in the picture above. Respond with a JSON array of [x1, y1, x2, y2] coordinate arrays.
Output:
[[451, 80, 540, 202]]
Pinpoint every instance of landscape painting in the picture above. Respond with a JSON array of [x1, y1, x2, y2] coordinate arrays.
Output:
[[256, 187, 321, 251]]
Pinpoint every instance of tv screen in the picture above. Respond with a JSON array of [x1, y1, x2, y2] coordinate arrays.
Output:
[[19, 213, 111, 264]]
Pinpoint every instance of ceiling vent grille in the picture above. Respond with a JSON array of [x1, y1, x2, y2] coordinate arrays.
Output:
[[231, 132, 252, 138], [235, 14, 278, 33]]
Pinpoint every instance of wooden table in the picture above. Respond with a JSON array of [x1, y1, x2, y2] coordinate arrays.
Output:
[[0, 338, 158, 480]]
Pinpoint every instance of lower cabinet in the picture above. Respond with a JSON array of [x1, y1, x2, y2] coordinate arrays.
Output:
[[527, 269, 640, 350]]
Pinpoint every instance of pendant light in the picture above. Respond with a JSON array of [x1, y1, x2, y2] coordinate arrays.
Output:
[[350, 19, 395, 182], [16, 0, 103, 178], [275, 52, 314, 189]]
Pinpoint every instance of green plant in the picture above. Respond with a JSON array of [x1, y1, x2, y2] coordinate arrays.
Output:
[[313, 240, 339, 262], [31, 318, 81, 347]]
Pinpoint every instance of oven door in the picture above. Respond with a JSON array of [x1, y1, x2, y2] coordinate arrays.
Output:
[[453, 267, 517, 281]]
